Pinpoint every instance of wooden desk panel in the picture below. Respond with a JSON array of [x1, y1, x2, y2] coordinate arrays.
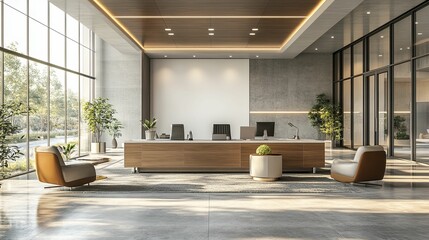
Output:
[[124, 141, 325, 172]]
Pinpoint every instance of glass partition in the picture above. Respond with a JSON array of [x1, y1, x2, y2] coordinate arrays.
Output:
[[353, 76, 363, 148], [343, 80, 351, 147], [369, 28, 390, 70], [0, 1, 94, 178], [416, 56, 429, 162]]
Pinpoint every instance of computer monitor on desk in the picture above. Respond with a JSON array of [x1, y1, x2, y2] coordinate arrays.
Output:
[[240, 126, 256, 140], [256, 122, 275, 137]]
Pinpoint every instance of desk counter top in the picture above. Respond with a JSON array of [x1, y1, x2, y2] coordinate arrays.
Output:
[[125, 139, 326, 144]]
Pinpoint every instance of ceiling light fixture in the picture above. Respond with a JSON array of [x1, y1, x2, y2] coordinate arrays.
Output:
[[229, 55, 232, 58], [164, 55, 167, 58], [380, 35, 384, 38], [249, 33, 256, 36], [366, 11, 371, 15], [378, 54, 383, 57], [209, 33, 214, 36], [256, 55, 259, 58], [252, 28, 259, 31], [400, 48, 403, 51], [208, 28, 215, 31], [331, 36, 334, 39], [193, 55, 196, 58], [315, 48, 318, 51], [165, 28, 171, 31], [407, 47, 410, 50], [418, 32, 423, 35], [168, 33, 174, 36]]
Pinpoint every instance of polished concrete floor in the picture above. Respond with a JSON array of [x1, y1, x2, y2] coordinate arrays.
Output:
[[1, 149, 429, 240]]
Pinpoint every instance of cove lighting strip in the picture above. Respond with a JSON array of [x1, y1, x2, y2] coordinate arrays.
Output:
[[115, 16, 307, 19], [280, 0, 327, 49], [91, 0, 326, 52], [250, 111, 308, 114], [92, 0, 145, 50]]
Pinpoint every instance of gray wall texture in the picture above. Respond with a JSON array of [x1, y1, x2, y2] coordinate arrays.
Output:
[[250, 53, 332, 139], [95, 37, 142, 146]]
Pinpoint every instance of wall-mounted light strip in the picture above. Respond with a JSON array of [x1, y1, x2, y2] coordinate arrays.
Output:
[[91, 0, 145, 50], [250, 111, 308, 114]]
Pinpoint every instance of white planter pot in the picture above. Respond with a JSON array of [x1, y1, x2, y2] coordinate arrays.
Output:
[[145, 130, 156, 140], [91, 142, 106, 154], [249, 154, 282, 181]]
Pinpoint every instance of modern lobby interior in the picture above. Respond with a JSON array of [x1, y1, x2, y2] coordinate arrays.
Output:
[[1, 0, 429, 239]]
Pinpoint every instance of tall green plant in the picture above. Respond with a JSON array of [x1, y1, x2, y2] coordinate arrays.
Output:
[[82, 98, 116, 143], [0, 101, 28, 177], [308, 94, 342, 141]]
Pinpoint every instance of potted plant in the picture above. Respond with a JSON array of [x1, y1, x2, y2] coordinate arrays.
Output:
[[108, 118, 123, 149], [141, 118, 157, 140], [249, 144, 282, 181], [308, 94, 342, 143], [0, 101, 28, 179], [57, 142, 77, 161], [393, 115, 410, 146], [82, 98, 117, 153]]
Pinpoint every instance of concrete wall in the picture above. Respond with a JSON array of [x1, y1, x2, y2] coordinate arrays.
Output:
[[249, 53, 332, 139], [95, 37, 142, 146]]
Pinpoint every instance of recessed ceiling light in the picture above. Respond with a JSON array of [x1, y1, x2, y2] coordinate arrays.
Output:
[[380, 35, 384, 38], [407, 47, 410, 50], [209, 33, 214, 36], [418, 32, 423, 35], [229, 55, 232, 58], [165, 28, 171, 31], [331, 36, 334, 39], [208, 28, 214, 31], [315, 48, 318, 51], [193, 55, 196, 58], [164, 55, 167, 58], [366, 11, 371, 15], [415, 21, 419, 24], [168, 33, 174, 36], [256, 55, 259, 58], [252, 28, 259, 31], [249, 33, 256, 36], [378, 54, 383, 57], [400, 48, 403, 51]]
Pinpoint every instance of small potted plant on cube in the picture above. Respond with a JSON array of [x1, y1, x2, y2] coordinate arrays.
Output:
[[249, 144, 282, 181]]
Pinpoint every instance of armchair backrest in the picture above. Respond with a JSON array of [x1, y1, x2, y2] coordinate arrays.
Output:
[[353, 145, 385, 162], [354, 145, 387, 182], [35, 146, 67, 186]]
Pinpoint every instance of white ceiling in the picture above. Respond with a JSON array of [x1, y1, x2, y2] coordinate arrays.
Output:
[[304, 0, 426, 54]]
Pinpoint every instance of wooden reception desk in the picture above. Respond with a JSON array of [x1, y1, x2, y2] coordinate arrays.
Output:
[[124, 139, 325, 172]]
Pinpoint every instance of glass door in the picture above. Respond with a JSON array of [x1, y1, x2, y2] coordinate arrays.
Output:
[[365, 70, 389, 152]]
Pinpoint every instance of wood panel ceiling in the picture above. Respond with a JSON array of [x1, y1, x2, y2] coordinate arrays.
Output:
[[92, 0, 322, 50]]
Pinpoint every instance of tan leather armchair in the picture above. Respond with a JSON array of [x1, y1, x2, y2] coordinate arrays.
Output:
[[35, 146, 96, 187], [331, 145, 386, 183]]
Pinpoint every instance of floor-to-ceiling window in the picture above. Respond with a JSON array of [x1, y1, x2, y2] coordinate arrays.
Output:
[[0, 0, 95, 178], [333, 1, 429, 162]]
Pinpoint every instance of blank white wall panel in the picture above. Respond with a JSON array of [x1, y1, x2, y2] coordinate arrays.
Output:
[[152, 59, 249, 139]]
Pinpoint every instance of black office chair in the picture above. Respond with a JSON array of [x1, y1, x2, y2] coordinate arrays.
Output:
[[212, 124, 231, 140], [170, 124, 185, 140]]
